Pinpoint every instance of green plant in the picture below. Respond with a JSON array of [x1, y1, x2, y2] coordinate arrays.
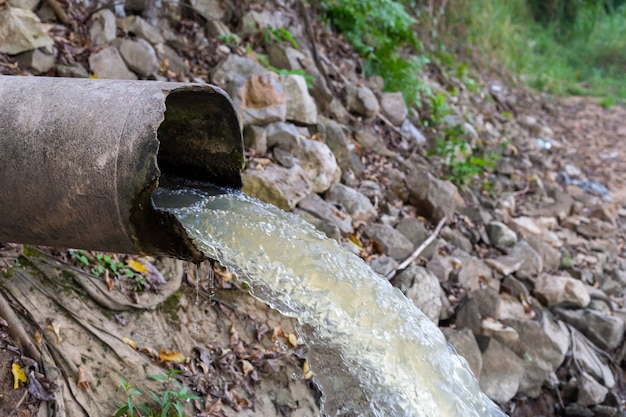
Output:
[[261, 26, 299, 48], [217, 33, 241, 47], [114, 370, 200, 417], [68, 250, 146, 291], [255, 52, 315, 88], [427, 92, 452, 125]]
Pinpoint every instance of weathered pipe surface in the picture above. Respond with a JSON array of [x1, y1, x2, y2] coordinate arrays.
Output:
[[0, 76, 243, 262]]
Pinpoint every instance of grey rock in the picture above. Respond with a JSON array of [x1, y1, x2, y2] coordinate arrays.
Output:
[[555, 307, 624, 350], [480, 320, 520, 349], [318, 117, 357, 173], [237, 73, 287, 126], [590, 405, 620, 417], [589, 204, 618, 225], [56, 64, 89, 78], [297, 193, 352, 234], [470, 288, 501, 319], [368, 256, 398, 278], [426, 253, 457, 282], [239, 9, 281, 37], [273, 148, 298, 168], [89, 9, 116, 45], [294, 208, 341, 241], [291, 138, 340, 193], [283, 74, 317, 125], [452, 253, 494, 291], [564, 404, 595, 417], [441, 227, 473, 252], [190, 0, 227, 21], [118, 38, 158, 77], [266, 122, 299, 150], [571, 329, 615, 388], [511, 241, 543, 279], [0, 7, 54, 54], [524, 233, 561, 272], [243, 125, 267, 153], [267, 44, 309, 71], [363, 223, 414, 261], [379, 92, 407, 125], [211, 54, 265, 86], [441, 327, 483, 377], [89, 47, 138, 80], [577, 218, 616, 239], [498, 293, 528, 320], [532, 189, 574, 220], [540, 312, 571, 365], [486, 255, 523, 276], [346, 83, 379, 118], [479, 338, 525, 404], [577, 372, 608, 407], [400, 119, 427, 145], [396, 218, 438, 259], [153, 43, 189, 75], [118, 16, 164, 44], [406, 168, 458, 223], [392, 266, 442, 323], [354, 128, 394, 156], [486, 221, 518, 247], [16, 45, 56, 72], [8, 0, 38, 9], [242, 164, 312, 211], [325, 183, 377, 224], [534, 274, 590, 308]]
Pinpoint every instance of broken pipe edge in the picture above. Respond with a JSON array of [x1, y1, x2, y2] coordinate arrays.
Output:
[[0, 77, 243, 262]]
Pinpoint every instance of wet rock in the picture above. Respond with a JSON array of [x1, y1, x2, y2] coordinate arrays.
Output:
[[486, 221, 517, 247], [379, 92, 407, 125], [0, 6, 54, 55], [266, 122, 299, 150], [554, 307, 624, 351], [89, 47, 138, 80], [89, 9, 116, 46], [16, 45, 56, 73], [243, 125, 267, 153], [441, 227, 473, 252], [534, 274, 590, 308], [242, 163, 312, 211], [118, 15, 164, 44], [368, 256, 398, 277], [406, 168, 458, 223], [56, 64, 89, 78], [190, 0, 227, 21], [577, 218, 616, 239], [577, 372, 608, 407], [297, 193, 352, 234], [441, 327, 483, 377], [486, 255, 523, 277], [211, 54, 265, 86], [479, 338, 525, 404], [400, 119, 427, 145], [238, 73, 287, 126], [325, 183, 377, 224], [291, 138, 340, 193], [363, 224, 413, 261], [118, 38, 158, 77], [346, 83, 379, 118], [396, 218, 437, 259], [392, 266, 442, 323], [283, 74, 317, 125], [511, 241, 543, 279], [154, 43, 189, 75]]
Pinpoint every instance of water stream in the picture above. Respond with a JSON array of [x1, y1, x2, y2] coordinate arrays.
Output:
[[153, 184, 507, 417]]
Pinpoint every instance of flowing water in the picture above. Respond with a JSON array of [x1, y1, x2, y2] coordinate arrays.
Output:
[[153, 184, 507, 417]]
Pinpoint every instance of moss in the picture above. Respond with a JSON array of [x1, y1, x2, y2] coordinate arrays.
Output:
[[162, 292, 182, 328]]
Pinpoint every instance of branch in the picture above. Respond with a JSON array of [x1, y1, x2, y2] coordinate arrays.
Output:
[[386, 216, 447, 279]]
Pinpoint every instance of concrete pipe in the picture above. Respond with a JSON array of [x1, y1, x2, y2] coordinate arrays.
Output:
[[0, 76, 243, 262]]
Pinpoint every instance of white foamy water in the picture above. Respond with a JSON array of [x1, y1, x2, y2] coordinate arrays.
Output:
[[153, 185, 507, 417]]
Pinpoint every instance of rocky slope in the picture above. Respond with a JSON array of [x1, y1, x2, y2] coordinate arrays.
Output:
[[1, 1, 626, 417]]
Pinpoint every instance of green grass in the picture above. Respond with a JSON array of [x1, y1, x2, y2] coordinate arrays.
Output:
[[451, 0, 626, 99]]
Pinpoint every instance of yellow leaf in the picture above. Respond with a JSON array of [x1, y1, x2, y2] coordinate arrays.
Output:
[[12, 364, 27, 389], [287, 333, 298, 348], [127, 259, 148, 274], [159, 349, 185, 363], [348, 233, 363, 250], [122, 337, 137, 350]]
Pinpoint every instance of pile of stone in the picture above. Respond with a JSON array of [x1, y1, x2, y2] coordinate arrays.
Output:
[[1, 1, 625, 415]]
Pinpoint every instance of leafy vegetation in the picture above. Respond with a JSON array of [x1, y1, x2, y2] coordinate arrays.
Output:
[[68, 250, 150, 291], [114, 370, 200, 417]]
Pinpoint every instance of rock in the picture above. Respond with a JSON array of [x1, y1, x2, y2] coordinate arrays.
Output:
[[368, 256, 398, 278], [353, 128, 395, 156], [555, 307, 624, 351], [400, 119, 427, 145], [498, 293, 528, 320], [406, 169, 458, 223], [243, 125, 267, 153], [291, 138, 340, 193], [485, 255, 523, 276], [118, 15, 164, 44], [154, 43, 189, 75], [0, 6, 54, 54], [479, 338, 525, 404], [89, 47, 138, 80], [294, 208, 341, 241], [564, 404, 595, 417], [486, 221, 517, 247], [577, 218, 616, 239], [470, 288, 501, 319], [571, 330, 615, 388], [590, 405, 620, 417], [15, 45, 56, 73], [318, 117, 356, 173], [118, 38, 158, 77], [297, 193, 352, 234], [267, 44, 309, 71], [239, 9, 281, 37], [426, 253, 456, 282], [190, 0, 227, 21], [589, 203, 618, 225], [480, 320, 520, 348], [451, 252, 494, 291], [211, 54, 265, 86], [266, 122, 299, 150], [56, 64, 89, 78], [441, 327, 483, 377], [440, 227, 473, 252], [242, 164, 312, 211], [577, 372, 608, 407], [283, 74, 317, 125], [363, 224, 414, 261], [346, 83, 379, 118], [379, 92, 407, 125], [511, 241, 543, 280], [534, 274, 590, 308], [509, 216, 546, 237], [524, 233, 561, 272], [456, 297, 482, 334], [238, 73, 287, 126], [325, 183, 377, 224], [532, 189, 574, 220], [89, 9, 116, 46], [396, 218, 437, 259], [8, 0, 38, 9], [392, 266, 442, 323]]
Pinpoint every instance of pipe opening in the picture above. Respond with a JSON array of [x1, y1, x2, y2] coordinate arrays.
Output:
[[157, 88, 244, 188]]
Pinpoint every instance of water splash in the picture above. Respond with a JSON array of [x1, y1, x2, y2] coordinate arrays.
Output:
[[153, 185, 507, 417]]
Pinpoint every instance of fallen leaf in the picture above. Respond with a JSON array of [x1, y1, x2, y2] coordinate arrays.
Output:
[[27, 370, 54, 401], [34, 330, 42, 345], [45, 320, 63, 344], [159, 348, 185, 363], [287, 333, 298, 347], [104, 269, 114, 291], [12, 363, 27, 389], [122, 337, 137, 350], [140, 346, 159, 362], [127, 259, 148, 274], [241, 359, 254, 376], [77, 368, 89, 391]]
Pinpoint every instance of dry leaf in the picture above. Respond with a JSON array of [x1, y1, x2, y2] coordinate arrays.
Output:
[[34, 330, 42, 345], [159, 348, 185, 363], [12, 363, 27, 389], [122, 337, 137, 350], [140, 346, 159, 362], [241, 359, 254, 376], [77, 368, 89, 391], [127, 259, 148, 274], [104, 269, 114, 291], [287, 333, 298, 348], [272, 326, 284, 341], [45, 320, 63, 344]]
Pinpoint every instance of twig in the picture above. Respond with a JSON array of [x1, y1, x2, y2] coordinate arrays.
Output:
[[0, 291, 41, 363], [386, 216, 447, 279], [46, 0, 71, 25], [298, 0, 333, 90], [377, 112, 409, 138]]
